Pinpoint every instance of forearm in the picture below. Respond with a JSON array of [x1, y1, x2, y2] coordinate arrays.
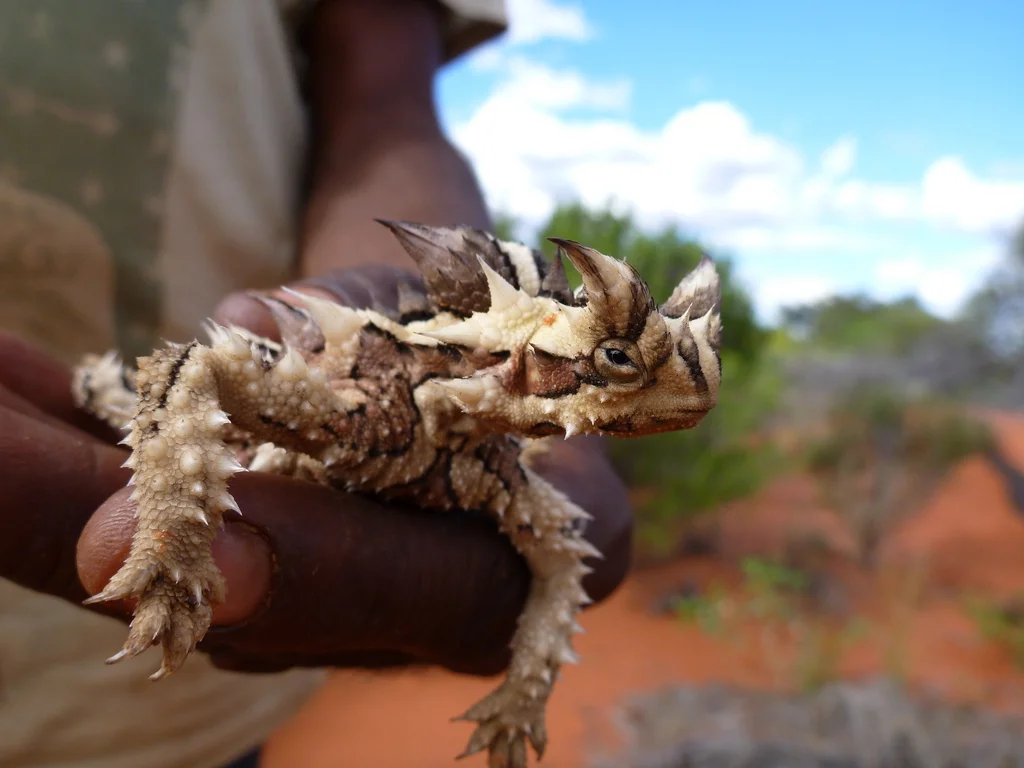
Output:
[[300, 126, 492, 277], [297, 0, 492, 278]]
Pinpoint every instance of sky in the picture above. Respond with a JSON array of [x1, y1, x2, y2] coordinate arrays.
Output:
[[435, 0, 1024, 322]]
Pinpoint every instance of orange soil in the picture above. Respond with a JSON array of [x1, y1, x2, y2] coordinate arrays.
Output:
[[264, 411, 1024, 768]]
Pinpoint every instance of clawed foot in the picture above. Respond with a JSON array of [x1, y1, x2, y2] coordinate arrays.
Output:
[[455, 679, 549, 768], [85, 562, 223, 681]]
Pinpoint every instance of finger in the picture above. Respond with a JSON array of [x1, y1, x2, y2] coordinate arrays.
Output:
[[0, 405, 130, 602], [0, 383, 98, 440], [210, 293, 285, 342], [210, 285, 339, 342], [210, 264, 420, 337], [296, 264, 417, 314], [0, 330, 121, 443]]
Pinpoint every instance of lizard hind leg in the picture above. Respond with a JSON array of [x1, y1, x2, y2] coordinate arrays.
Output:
[[84, 340, 244, 681], [456, 468, 600, 768]]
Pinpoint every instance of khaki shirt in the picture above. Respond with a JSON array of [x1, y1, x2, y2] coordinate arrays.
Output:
[[0, 2, 505, 766]]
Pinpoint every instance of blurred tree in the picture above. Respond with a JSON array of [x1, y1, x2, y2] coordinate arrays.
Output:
[[804, 387, 995, 568], [959, 219, 1024, 362], [780, 294, 944, 356], [491, 212, 519, 243]]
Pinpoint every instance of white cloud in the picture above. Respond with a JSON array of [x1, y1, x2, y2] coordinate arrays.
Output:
[[822, 158, 1024, 236], [753, 275, 838, 321], [453, 62, 1024, 235], [467, 45, 506, 72], [819, 136, 857, 178], [721, 225, 875, 253], [453, 84, 807, 240], [447, 52, 1024, 318], [872, 248, 1001, 317], [919, 157, 1024, 236], [464, 0, 593, 72], [494, 57, 631, 111], [504, 0, 592, 44]]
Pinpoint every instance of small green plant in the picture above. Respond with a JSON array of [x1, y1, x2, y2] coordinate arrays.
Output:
[[966, 593, 1024, 669], [668, 556, 870, 691], [672, 587, 730, 636], [736, 556, 868, 691], [741, 556, 808, 621], [877, 563, 928, 684], [791, 617, 869, 693]]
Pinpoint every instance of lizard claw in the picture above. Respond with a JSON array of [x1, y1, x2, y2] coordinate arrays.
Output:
[[455, 680, 548, 768]]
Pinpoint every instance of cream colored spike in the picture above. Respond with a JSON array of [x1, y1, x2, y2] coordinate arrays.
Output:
[[280, 287, 365, 342]]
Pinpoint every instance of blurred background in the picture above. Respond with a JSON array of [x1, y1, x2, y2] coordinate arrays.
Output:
[[264, 0, 1024, 765]]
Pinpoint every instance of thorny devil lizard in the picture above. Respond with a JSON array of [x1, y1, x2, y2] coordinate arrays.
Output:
[[71, 220, 723, 768]]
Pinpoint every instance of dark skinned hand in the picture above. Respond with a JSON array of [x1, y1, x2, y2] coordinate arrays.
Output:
[[0, 265, 633, 678]]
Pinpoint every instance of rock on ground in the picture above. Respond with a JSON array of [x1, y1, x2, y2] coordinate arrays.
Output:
[[593, 677, 1024, 768]]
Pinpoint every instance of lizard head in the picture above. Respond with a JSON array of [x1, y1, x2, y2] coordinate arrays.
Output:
[[424, 235, 723, 439]]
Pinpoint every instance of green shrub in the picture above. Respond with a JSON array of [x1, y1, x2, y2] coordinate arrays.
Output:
[[966, 594, 1024, 670]]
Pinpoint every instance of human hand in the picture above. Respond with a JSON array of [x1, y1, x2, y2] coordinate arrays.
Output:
[[0, 266, 633, 677]]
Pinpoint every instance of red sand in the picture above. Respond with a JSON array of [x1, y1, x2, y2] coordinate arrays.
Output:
[[263, 412, 1024, 768]]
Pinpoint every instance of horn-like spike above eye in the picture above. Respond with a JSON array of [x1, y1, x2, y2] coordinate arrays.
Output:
[[548, 238, 655, 336], [661, 253, 721, 320]]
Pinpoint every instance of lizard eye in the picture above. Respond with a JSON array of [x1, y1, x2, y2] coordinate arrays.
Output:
[[594, 341, 644, 384], [603, 348, 634, 367]]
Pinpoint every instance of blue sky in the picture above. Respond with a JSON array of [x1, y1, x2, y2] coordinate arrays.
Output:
[[435, 0, 1024, 321]]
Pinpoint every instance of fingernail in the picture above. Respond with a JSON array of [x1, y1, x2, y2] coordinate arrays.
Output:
[[211, 293, 281, 341], [210, 521, 273, 626], [272, 283, 341, 303]]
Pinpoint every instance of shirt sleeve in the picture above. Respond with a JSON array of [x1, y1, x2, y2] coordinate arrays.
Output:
[[277, 0, 508, 63]]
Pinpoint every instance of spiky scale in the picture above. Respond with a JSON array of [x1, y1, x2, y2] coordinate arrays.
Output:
[[280, 287, 365, 342], [478, 255, 522, 312]]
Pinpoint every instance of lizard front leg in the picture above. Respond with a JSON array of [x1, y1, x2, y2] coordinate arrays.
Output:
[[455, 463, 599, 768], [84, 329, 343, 680], [72, 350, 137, 430]]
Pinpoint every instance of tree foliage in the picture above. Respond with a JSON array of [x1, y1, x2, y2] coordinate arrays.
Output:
[[780, 294, 944, 356], [959, 219, 1024, 361]]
